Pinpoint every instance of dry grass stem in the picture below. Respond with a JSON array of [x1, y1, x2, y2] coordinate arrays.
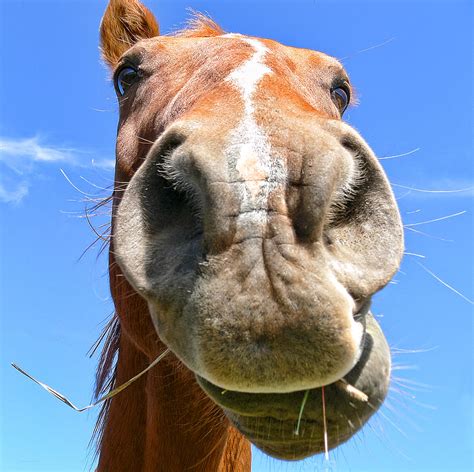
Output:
[[11, 349, 170, 412], [335, 379, 369, 402]]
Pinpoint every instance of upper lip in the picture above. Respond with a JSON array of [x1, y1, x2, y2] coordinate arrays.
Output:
[[195, 298, 372, 397]]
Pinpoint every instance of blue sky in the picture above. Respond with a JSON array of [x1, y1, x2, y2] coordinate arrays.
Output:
[[1, 0, 472, 471]]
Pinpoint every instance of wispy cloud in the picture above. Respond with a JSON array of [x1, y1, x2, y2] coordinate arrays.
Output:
[[0, 136, 114, 203], [90, 158, 116, 171], [0, 181, 29, 203]]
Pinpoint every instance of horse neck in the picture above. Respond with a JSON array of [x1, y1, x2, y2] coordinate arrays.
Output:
[[97, 279, 251, 471]]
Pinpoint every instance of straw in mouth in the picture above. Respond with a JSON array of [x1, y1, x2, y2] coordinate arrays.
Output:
[[335, 378, 369, 402], [13, 349, 368, 465], [292, 379, 368, 461], [11, 348, 170, 412]]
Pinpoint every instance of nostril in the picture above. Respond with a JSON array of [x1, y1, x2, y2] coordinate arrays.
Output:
[[290, 185, 327, 244], [340, 134, 361, 154], [150, 127, 206, 210], [158, 153, 205, 226], [135, 128, 205, 241], [292, 208, 318, 242], [156, 129, 187, 160]]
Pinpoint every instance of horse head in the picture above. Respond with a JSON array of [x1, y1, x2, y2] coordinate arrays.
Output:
[[100, 0, 403, 461]]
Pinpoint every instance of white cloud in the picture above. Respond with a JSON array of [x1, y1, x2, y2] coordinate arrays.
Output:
[[0, 181, 29, 204], [0, 136, 77, 166], [91, 158, 116, 171], [0, 136, 114, 203]]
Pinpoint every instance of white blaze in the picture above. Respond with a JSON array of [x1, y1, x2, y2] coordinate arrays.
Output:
[[224, 38, 287, 227]]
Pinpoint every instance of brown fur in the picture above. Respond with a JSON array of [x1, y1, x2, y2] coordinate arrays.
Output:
[[172, 13, 225, 38], [100, 0, 159, 66]]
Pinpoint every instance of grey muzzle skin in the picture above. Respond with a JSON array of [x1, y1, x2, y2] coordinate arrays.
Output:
[[113, 104, 402, 460]]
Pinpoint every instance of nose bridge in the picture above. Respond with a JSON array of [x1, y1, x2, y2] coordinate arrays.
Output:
[[222, 37, 288, 224], [223, 100, 288, 220], [167, 108, 348, 255], [161, 38, 350, 250]]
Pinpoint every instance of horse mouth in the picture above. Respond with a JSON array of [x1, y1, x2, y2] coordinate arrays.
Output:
[[196, 311, 390, 460]]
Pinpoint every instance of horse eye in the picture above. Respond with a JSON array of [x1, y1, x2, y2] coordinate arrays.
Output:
[[331, 86, 350, 115], [115, 66, 139, 96]]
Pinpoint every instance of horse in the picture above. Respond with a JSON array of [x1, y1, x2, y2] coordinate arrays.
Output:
[[96, 0, 404, 470]]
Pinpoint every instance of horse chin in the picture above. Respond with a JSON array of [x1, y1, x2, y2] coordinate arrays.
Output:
[[196, 313, 390, 460]]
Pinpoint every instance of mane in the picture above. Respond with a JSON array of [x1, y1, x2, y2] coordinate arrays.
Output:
[[171, 12, 225, 38], [91, 313, 121, 456]]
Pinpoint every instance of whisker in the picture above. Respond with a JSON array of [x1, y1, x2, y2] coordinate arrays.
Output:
[[340, 37, 395, 61], [321, 386, 329, 461], [395, 190, 412, 201], [389, 386, 437, 411], [379, 147, 420, 160], [384, 397, 425, 433], [369, 401, 409, 438], [391, 364, 418, 372], [391, 346, 438, 355], [391, 376, 433, 392], [91, 107, 114, 113], [60, 169, 98, 197], [404, 226, 454, 242], [79, 176, 114, 192], [355, 37, 396, 54], [404, 252, 425, 259], [392, 183, 473, 194], [416, 262, 474, 305], [404, 210, 466, 227]]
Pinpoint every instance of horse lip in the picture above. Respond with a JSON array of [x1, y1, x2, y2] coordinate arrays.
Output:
[[195, 311, 370, 400], [196, 346, 367, 401], [195, 300, 371, 397], [231, 416, 325, 445], [195, 310, 392, 461]]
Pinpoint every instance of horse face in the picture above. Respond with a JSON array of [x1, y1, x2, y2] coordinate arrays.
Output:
[[102, 0, 403, 460]]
